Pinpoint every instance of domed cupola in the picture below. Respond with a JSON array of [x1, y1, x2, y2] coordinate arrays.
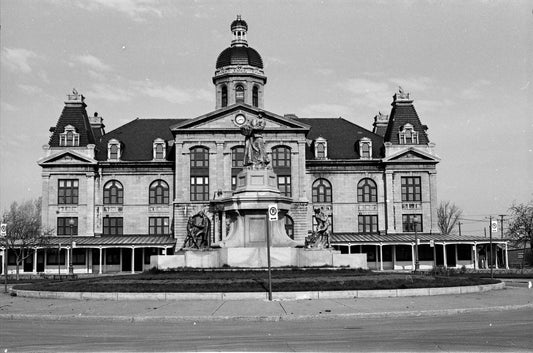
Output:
[[213, 15, 267, 110]]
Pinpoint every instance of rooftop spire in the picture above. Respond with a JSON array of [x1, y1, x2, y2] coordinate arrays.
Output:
[[231, 15, 248, 47]]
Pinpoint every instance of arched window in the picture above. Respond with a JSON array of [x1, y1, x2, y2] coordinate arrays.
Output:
[[235, 84, 244, 104], [153, 138, 166, 160], [60, 125, 79, 147], [314, 137, 327, 159], [357, 178, 377, 203], [190, 146, 209, 201], [231, 146, 245, 190], [107, 139, 121, 160], [272, 146, 291, 197], [149, 180, 169, 204], [221, 85, 228, 107], [252, 86, 259, 107], [399, 123, 419, 144], [312, 178, 332, 203], [359, 137, 372, 159], [103, 180, 123, 205], [285, 215, 294, 239]]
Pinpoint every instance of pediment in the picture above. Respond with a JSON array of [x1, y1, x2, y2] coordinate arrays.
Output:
[[171, 104, 310, 132], [38, 150, 97, 166], [383, 148, 440, 163]]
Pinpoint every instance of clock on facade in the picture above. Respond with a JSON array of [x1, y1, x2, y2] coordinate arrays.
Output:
[[234, 114, 246, 126]]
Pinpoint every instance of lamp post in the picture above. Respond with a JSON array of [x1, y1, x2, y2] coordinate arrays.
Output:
[[68, 218, 75, 275], [413, 216, 420, 272]]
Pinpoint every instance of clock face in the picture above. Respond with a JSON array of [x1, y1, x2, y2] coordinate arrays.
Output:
[[234, 114, 246, 126]]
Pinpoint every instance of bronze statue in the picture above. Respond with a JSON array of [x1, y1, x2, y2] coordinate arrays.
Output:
[[183, 211, 211, 249], [305, 207, 331, 249], [240, 113, 269, 168]]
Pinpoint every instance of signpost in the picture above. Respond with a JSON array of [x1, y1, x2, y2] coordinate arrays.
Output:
[[489, 217, 494, 279], [266, 204, 278, 301]]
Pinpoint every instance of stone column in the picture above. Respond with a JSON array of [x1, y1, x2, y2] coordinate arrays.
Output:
[[131, 247, 135, 274], [505, 243, 509, 269], [99, 247, 103, 274], [473, 243, 478, 270], [216, 142, 225, 191], [443, 243, 447, 268], [379, 244, 383, 271], [429, 171, 439, 233], [221, 212, 227, 240], [385, 171, 395, 233], [33, 249, 37, 274], [86, 172, 95, 236]]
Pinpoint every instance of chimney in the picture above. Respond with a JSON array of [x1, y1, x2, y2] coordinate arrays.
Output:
[[89, 112, 106, 139], [372, 111, 389, 137]]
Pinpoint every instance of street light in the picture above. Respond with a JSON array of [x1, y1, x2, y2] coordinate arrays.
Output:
[[68, 218, 75, 275], [413, 216, 420, 272]]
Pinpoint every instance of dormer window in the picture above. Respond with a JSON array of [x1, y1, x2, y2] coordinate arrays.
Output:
[[59, 125, 79, 147], [399, 124, 418, 144], [107, 139, 121, 161], [235, 84, 244, 103], [153, 138, 166, 160], [359, 137, 372, 159], [314, 137, 327, 159]]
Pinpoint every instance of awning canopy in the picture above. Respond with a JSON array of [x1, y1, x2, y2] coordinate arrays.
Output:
[[331, 233, 509, 245]]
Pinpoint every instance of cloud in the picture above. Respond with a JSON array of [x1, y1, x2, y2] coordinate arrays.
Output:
[[1, 47, 39, 73], [1, 102, 18, 112], [313, 68, 334, 76], [72, 54, 112, 72], [85, 83, 135, 102], [18, 84, 43, 95], [460, 79, 491, 100], [74, 0, 163, 22], [341, 78, 392, 109], [300, 103, 353, 119], [136, 82, 212, 104]]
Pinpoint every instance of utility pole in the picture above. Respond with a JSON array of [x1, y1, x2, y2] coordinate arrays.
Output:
[[458, 222, 462, 236], [499, 214, 506, 239]]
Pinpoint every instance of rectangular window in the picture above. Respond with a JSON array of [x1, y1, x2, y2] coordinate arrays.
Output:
[[105, 248, 120, 265], [57, 217, 78, 236], [418, 245, 434, 261], [190, 176, 209, 201], [277, 176, 292, 197], [401, 176, 421, 202], [358, 215, 378, 233], [149, 217, 170, 235], [58, 179, 79, 204], [103, 217, 123, 236], [46, 249, 66, 265], [457, 244, 472, 261], [402, 214, 423, 232], [72, 248, 86, 265], [154, 143, 165, 159], [396, 245, 412, 261]]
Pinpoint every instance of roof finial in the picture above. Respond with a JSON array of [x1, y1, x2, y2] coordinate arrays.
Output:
[[231, 15, 248, 47]]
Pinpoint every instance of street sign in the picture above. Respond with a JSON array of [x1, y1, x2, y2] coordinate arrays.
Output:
[[429, 239, 435, 247], [0, 223, 6, 237], [491, 220, 498, 233], [268, 204, 278, 221]]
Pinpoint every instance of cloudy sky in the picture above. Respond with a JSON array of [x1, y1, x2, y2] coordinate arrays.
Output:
[[1, 0, 531, 234]]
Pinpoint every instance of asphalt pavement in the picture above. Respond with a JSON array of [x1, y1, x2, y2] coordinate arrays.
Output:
[[1, 280, 532, 322]]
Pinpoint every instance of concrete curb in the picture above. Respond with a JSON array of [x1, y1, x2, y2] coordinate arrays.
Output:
[[1, 302, 532, 323], [13, 282, 505, 301]]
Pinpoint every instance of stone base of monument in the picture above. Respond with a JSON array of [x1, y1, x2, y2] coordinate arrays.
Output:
[[151, 249, 367, 269]]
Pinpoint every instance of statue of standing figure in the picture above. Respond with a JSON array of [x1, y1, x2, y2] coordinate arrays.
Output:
[[305, 207, 331, 249], [183, 211, 211, 249], [240, 113, 270, 169]]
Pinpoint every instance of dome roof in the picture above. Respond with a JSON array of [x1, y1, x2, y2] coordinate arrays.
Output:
[[215, 46, 263, 69], [231, 18, 248, 31]]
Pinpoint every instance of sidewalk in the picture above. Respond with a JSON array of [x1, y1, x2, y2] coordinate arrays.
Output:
[[1, 284, 532, 322]]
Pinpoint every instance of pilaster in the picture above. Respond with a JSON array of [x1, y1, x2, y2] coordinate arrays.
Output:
[[385, 171, 395, 233]]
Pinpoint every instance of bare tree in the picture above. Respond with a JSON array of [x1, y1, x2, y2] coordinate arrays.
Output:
[[437, 201, 463, 235], [507, 201, 533, 266], [1, 198, 52, 279]]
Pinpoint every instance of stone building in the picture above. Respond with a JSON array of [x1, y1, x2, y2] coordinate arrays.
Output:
[[5, 16, 508, 274]]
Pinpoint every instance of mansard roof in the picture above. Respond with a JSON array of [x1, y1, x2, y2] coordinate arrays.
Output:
[[384, 102, 430, 145], [48, 103, 96, 147], [299, 118, 384, 159], [95, 118, 185, 161]]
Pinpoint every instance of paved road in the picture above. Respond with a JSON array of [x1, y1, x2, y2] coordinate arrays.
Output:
[[2, 308, 532, 352]]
